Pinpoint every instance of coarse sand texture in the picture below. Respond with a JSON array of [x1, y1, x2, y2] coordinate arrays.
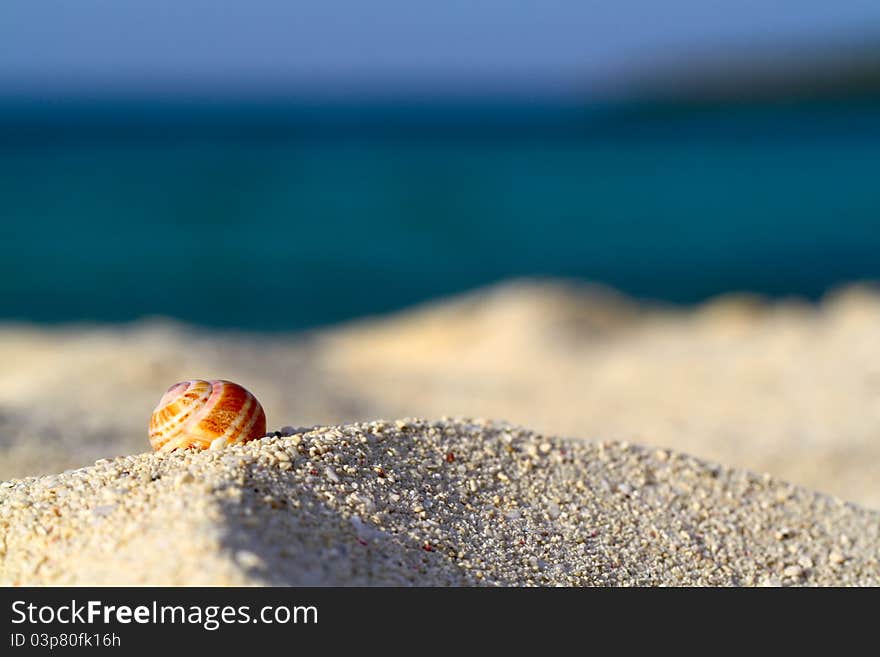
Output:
[[4, 280, 880, 509], [2, 419, 878, 586]]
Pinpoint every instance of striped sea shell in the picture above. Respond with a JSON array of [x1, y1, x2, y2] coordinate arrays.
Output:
[[149, 379, 267, 451]]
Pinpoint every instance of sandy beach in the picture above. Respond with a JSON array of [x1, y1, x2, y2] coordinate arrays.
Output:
[[2, 279, 880, 508], [2, 280, 880, 586], [3, 419, 877, 586]]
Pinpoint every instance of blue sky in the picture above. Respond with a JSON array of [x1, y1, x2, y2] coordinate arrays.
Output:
[[2, 1, 880, 96]]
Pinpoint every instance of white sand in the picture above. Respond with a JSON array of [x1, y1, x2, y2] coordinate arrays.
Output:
[[2, 419, 878, 586], [2, 279, 880, 508]]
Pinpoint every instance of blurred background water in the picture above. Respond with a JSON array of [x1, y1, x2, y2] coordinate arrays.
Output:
[[2, 1, 880, 330]]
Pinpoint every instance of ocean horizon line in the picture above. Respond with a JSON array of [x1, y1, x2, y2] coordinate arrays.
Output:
[[2, 94, 879, 145]]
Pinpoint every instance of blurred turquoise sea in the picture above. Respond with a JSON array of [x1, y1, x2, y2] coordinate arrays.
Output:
[[2, 98, 879, 330]]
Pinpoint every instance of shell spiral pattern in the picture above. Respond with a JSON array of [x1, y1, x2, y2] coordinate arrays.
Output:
[[149, 380, 267, 451]]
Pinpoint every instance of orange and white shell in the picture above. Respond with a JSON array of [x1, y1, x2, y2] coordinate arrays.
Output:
[[149, 380, 267, 451]]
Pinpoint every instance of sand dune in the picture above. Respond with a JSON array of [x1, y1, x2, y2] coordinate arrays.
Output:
[[2, 279, 879, 508], [2, 419, 877, 586]]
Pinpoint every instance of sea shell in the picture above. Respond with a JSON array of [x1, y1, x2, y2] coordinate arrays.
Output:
[[149, 379, 267, 451]]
